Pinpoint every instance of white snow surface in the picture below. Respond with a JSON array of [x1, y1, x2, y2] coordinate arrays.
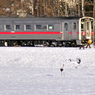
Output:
[[0, 46, 95, 95]]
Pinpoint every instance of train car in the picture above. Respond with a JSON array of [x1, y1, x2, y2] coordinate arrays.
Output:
[[0, 16, 94, 46]]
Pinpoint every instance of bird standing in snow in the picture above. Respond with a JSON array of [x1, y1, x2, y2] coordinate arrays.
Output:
[[60, 64, 65, 76], [69, 58, 81, 69]]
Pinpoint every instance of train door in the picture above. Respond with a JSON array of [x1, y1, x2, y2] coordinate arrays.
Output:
[[85, 21, 91, 39], [61, 22, 69, 40], [71, 22, 77, 39]]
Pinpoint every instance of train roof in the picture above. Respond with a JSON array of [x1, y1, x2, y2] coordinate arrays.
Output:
[[0, 17, 82, 21]]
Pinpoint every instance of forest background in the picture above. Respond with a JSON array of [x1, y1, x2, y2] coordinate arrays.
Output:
[[0, 0, 95, 18]]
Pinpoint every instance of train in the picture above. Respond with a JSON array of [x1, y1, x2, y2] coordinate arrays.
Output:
[[0, 16, 94, 46]]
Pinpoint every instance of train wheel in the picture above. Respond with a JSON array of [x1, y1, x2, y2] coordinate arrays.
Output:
[[43, 41, 50, 47], [51, 44, 55, 47], [0, 40, 5, 46], [51, 41, 57, 47], [7, 41, 18, 46], [71, 41, 77, 47], [65, 43, 70, 47]]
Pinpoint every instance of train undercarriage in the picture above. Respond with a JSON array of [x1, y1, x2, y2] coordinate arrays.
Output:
[[0, 39, 78, 47]]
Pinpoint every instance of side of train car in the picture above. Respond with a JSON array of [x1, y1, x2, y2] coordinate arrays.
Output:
[[0, 17, 94, 46]]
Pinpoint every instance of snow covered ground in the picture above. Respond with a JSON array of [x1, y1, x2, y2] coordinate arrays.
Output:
[[0, 45, 95, 95]]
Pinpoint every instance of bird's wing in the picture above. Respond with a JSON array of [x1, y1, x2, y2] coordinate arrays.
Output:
[[69, 59, 80, 65]]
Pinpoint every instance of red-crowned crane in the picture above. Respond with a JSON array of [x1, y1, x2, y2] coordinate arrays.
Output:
[[60, 64, 65, 76], [69, 58, 81, 69]]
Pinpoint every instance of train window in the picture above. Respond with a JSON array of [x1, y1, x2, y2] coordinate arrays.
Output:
[[36, 25, 42, 30], [81, 22, 84, 30], [42, 25, 47, 29], [64, 23, 68, 30], [16, 25, 21, 30], [91, 20, 93, 30], [87, 22, 89, 30], [6, 25, 11, 30], [26, 25, 31, 30], [73, 23, 76, 29], [48, 25, 54, 30], [35, 25, 47, 30], [0, 25, 2, 30]]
